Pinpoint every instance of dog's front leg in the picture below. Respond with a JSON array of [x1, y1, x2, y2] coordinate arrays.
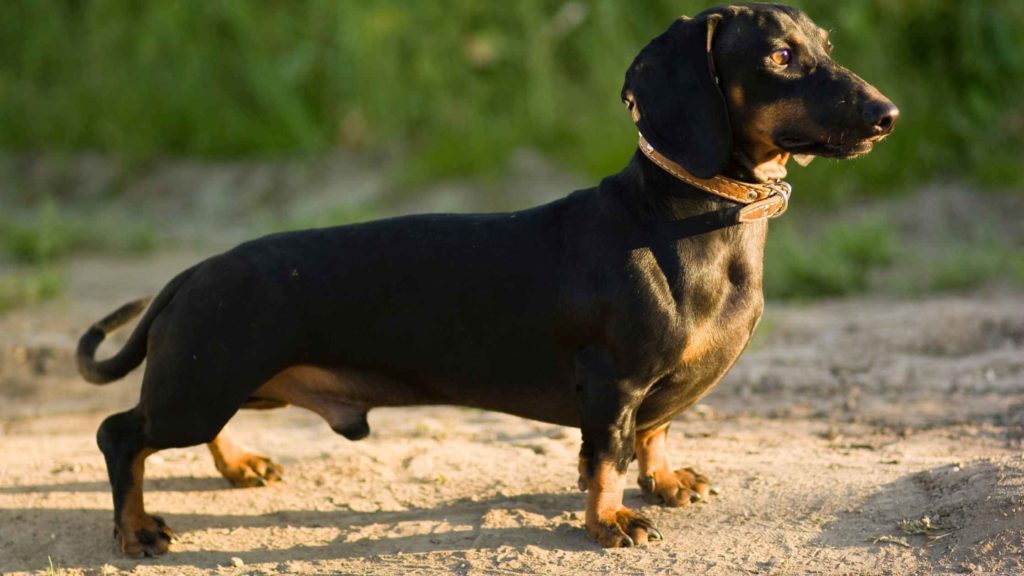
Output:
[[635, 423, 715, 506], [575, 346, 661, 547]]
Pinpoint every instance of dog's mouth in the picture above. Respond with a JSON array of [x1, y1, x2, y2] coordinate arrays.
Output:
[[776, 133, 887, 160]]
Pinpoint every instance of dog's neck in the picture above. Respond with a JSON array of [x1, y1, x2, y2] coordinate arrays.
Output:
[[628, 138, 790, 225], [620, 151, 744, 238], [626, 150, 726, 209]]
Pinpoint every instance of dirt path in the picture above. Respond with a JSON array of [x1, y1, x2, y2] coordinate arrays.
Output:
[[1, 251, 1022, 575]]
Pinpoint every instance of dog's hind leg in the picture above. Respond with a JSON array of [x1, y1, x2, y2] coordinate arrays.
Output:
[[207, 431, 283, 487], [99, 392, 276, 555], [97, 408, 173, 557], [101, 350, 291, 556]]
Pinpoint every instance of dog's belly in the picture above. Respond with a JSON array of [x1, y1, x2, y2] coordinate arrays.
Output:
[[252, 365, 437, 435], [253, 364, 582, 432]]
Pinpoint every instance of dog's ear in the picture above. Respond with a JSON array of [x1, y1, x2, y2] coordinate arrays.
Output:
[[621, 14, 730, 179]]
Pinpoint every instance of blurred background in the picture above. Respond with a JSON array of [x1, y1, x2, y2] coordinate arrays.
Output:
[[1, 0, 1022, 312], [2, 5, 1023, 572]]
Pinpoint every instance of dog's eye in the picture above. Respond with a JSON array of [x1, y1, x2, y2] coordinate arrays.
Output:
[[770, 48, 791, 66], [825, 40, 833, 54]]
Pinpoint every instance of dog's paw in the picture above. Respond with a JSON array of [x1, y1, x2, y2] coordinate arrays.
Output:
[[115, 514, 173, 557], [587, 507, 662, 547], [638, 466, 718, 507], [219, 453, 284, 488]]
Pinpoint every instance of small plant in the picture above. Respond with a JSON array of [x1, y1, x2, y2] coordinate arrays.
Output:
[[46, 555, 65, 576], [0, 201, 76, 264], [0, 200, 157, 265], [925, 244, 1024, 292], [898, 515, 951, 540], [765, 216, 897, 300], [0, 268, 64, 314], [869, 534, 912, 548]]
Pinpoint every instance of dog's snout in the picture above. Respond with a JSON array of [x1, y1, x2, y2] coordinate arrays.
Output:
[[863, 99, 899, 135]]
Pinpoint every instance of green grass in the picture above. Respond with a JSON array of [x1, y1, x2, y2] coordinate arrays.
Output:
[[0, 200, 157, 265], [765, 216, 898, 300], [45, 555, 66, 576], [265, 204, 383, 235], [2, 1, 1021, 199], [763, 210, 1024, 300], [918, 239, 1024, 293], [0, 200, 158, 314], [0, 268, 63, 314]]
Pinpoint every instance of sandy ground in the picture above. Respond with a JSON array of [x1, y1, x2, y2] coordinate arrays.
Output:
[[1, 250, 1023, 575]]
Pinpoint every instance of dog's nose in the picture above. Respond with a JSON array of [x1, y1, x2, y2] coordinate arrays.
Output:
[[863, 100, 899, 135]]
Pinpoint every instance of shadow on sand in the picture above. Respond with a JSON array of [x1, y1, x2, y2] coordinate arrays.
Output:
[[0, 480, 597, 572]]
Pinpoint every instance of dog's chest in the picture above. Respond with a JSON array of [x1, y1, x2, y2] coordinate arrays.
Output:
[[636, 229, 766, 422], [675, 260, 762, 367]]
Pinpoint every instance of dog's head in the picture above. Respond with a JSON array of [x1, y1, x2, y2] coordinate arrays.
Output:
[[622, 4, 898, 181]]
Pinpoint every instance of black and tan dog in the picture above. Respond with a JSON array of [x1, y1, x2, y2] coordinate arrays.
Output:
[[78, 3, 897, 556]]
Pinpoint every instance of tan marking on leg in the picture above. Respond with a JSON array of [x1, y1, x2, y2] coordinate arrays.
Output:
[[119, 448, 153, 527], [208, 432, 283, 488], [635, 424, 671, 481], [582, 459, 658, 547], [586, 460, 627, 528], [115, 448, 173, 557], [634, 424, 713, 507]]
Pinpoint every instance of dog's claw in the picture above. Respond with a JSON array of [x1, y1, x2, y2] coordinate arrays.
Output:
[[218, 453, 283, 488], [709, 485, 721, 496], [638, 475, 656, 493], [640, 467, 715, 507], [115, 514, 174, 557], [589, 507, 659, 548]]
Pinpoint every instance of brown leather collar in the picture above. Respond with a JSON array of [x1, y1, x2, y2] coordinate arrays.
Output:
[[638, 134, 791, 223]]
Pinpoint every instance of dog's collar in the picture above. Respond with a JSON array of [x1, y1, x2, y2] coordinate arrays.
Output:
[[638, 134, 791, 223]]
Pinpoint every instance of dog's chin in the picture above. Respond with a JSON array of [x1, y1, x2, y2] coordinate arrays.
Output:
[[820, 141, 875, 159], [776, 135, 884, 160]]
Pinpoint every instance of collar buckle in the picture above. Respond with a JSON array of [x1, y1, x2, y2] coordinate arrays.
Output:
[[766, 180, 792, 202]]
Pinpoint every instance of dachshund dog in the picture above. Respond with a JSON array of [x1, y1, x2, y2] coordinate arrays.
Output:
[[78, 3, 896, 555]]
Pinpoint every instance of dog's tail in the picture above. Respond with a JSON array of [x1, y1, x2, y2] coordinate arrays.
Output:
[[76, 267, 193, 384]]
